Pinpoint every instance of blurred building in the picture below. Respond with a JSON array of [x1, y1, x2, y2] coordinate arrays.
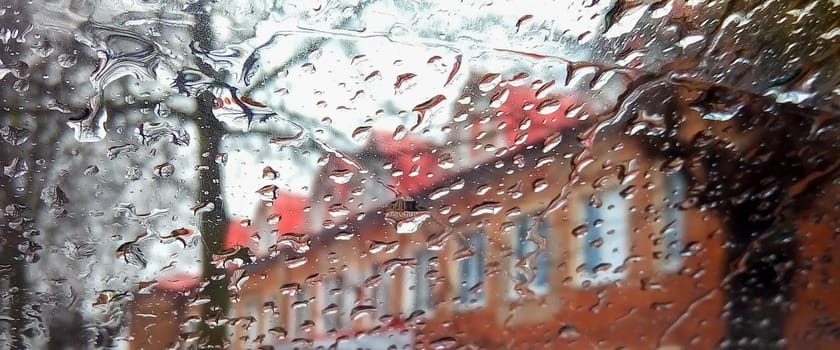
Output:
[[127, 72, 840, 350]]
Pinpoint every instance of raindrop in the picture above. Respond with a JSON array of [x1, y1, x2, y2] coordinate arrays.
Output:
[[351, 125, 372, 141], [190, 201, 215, 216], [478, 73, 502, 92], [30, 39, 54, 57], [430, 337, 457, 349], [429, 186, 450, 200], [536, 98, 562, 115], [0, 61, 28, 80], [106, 144, 138, 160], [12, 79, 29, 93], [256, 184, 281, 201], [285, 256, 308, 269], [116, 241, 147, 269], [393, 125, 407, 141], [153, 162, 174, 178], [571, 224, 589, 238], [3, 157, 28, 178], [328, 168, 353, 184], [437, 153, 454, 169], [57, 53, 77, 68], [470, 201, 502, 217], [262, 166, 278, 180], [350, 305, 377, 320], [40, 185, 68, 207], [328, 204, 350, 218], [83, 165, 99, 176], [368, 240, 400, 255], [558, 325, 581, 340], [125, 166, 142, 181], [394, 73, 417, 90], [533, 179, 548, 192], [276, 233, 311, 254]]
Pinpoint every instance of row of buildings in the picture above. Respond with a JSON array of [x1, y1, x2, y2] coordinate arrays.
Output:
[[128, 71, 840, 349]]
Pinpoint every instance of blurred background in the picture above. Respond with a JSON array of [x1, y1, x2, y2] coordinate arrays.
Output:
[[1, 0, 840, 349]]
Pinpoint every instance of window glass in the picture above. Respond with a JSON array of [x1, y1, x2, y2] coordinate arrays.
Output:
[[580, 188, 630, 285], [458, 230, 486, 307], [659, 173, 687, 272], [511, 215, 550, 296]]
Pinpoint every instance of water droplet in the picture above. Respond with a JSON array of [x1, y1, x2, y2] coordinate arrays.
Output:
[[256, 184, 281, 201], [536, 98, 562, 115], [83, 165, 99, 176], [153, 162, 174, 178], [190, 201, 215, 216], [106, 144, 138, 160], [276, 233, 311, 254], [12, 79, 29, 93], [0, 125, 30, 145], [393, 125, 407, 141], [533, 179, 548, 192], [125, 166, 142, 181], [478, 73, 501, 92], [57, 53, 77, 68], [471, 202, 502, 217], [284, 256, 308, 269], [394, 72, 417, 91], [558, 325, 580, 340], [571, 225, 589, 238], [437, 153, 454, 169], [3, 157, 28, 178], [328, 204, 350, 218], [328, 168, 353, 184], [429, 186, 450, 200], [116, 241, 147, 269], [350, 305, 377, 320]]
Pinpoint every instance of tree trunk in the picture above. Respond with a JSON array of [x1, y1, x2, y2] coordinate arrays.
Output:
[[195, 91, 230, 348]]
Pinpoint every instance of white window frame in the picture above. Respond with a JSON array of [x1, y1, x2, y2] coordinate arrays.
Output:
[[575, 187, 630, 287], [658, 173, 687, 272], [508, 215, 551, 299], [456, 230, 486, 310]]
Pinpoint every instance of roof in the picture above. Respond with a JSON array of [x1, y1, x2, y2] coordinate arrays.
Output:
[[230, 76, 582, 271]]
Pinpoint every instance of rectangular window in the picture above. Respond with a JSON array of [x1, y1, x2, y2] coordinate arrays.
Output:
[[322, 277, 344, 331], [290, 288, 308, 339], [246, 301, 259, 343], [458, 230, 486, 307], [510, 216, 551, 296], [371, 263, 391, 318], [405, 250, 434, 314], [659, 173, 687, 272], [263, 298, 278, 343], [580, 188, 629, 285]]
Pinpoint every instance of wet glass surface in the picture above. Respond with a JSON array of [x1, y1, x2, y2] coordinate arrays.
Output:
[[2, 0, 840, 349]]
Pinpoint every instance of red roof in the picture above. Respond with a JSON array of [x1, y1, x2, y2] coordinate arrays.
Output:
[[372, 84, 577, 197], [224, 193, 309, 252], [372, 131, 445, 197], [494, 85, 577, 148]]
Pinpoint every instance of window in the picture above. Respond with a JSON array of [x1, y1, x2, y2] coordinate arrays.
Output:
[[458, 230, 486, 307], [322, 277, 344, 331], [580, 188, 630, 285], [263, 298, 279, 344], [246, 301, 259, 343], [510, 215, 551, 296], [289, 288, 308, 339], [659, 173, 687, 272], [372, 264, 391, 318], [404, 250, 435, 314]]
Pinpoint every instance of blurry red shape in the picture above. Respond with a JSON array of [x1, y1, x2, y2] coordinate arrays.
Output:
[[156, 271, 200, 292]]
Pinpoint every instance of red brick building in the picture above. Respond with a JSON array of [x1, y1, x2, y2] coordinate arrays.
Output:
[[128, 72, 840, 350]]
